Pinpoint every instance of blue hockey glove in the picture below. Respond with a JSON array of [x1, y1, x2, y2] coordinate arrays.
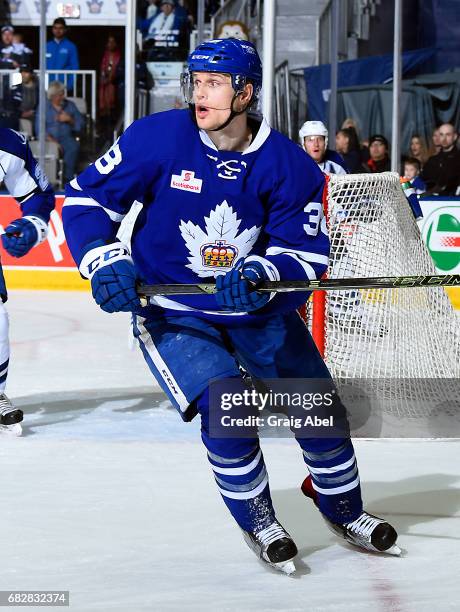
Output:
[[79, 241, 142, 313], [215, 258, 271, 312], [2, 215, 48, 258]]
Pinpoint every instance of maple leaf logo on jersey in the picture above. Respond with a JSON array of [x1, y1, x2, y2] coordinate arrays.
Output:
[[179, 201, 261, 278]]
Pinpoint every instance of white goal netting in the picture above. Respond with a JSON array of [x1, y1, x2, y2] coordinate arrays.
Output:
[[311, 172, 460, 423]]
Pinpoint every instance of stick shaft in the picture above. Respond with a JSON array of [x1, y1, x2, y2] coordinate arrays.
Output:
[[138, 274, 460, 296]]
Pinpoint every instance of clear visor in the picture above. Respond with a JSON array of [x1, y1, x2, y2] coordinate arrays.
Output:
[[180, 71, 251, 105]]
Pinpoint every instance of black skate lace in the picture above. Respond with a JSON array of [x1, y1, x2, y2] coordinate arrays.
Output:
[[346, 512, 385, 541], [0, 394, 13, 416], [256, 522, 287, 547]]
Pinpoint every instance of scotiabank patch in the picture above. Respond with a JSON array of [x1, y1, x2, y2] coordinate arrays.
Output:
[[170, 170, 203, 193]]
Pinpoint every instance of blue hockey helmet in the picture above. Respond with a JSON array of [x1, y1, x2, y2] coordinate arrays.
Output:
[[182, 38, 262, 108]]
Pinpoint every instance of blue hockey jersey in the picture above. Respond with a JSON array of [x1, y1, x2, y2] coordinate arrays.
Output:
[[63, 109, 330, 320], [0, 129, 55, 221]]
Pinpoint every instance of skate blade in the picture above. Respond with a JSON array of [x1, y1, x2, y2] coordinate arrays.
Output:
[[272, 559, 296, 575], [385, 544, 401, 556], [0, 423, 22, 437]]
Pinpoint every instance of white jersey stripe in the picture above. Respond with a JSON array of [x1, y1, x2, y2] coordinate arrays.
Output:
[[210, 449, 262, 476], [134, 317, 189, 412], [266, 246, 330, 267], [307, 455, 356, 475], [64, 196, 125, 222], [283, 254, 317, 279], [311, 474, 360, 495], [217, 473, 269, 500]]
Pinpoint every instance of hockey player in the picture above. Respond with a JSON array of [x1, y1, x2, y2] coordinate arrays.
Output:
[[0, 129, 55, 435], [62, 39, 399, 574], [299, 120, 348, 175]]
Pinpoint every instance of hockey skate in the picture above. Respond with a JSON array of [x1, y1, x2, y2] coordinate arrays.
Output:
[[0, 393, 23, 436], [241, 519, 298, 575], [301, 475, 400, 556]]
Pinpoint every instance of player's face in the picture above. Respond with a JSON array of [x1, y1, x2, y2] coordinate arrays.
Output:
[[303, 136, 326, 162], [192, 72, 236, 130]]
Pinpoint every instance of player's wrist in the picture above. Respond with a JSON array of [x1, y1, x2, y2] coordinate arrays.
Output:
[[79, 241, 132, 280], [242, 255, 280, 282], [21, 215, 48, 246]]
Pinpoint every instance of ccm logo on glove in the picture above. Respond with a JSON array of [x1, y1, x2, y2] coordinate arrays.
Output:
[[80, 243, 131, 279]]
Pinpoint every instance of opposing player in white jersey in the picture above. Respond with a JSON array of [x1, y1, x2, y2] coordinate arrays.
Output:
[[299, 120, 348, 175], [0, 129, 55, 435], [63, 39, 399, 574]]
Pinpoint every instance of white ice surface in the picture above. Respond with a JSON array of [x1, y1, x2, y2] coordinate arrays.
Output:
[[0, 291, 459, 612]]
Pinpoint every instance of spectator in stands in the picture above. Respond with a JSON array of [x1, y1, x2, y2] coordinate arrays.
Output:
[[335, 127, 365, 173], [144, 0, 176, 38], [341, 117, 369, 163], [366, 134, 391, 172], [99, 35, 121, 132], [0, 87, 18, 129], [299, 120, 347, 175], [36, 80, 84, 182], [408, 134, 429, 169], [46, 18, 80, 93], [0, 25, 31, 69], [144, 0, 187, 60], [9, 64, 39, 135], [430, 126, 442, 155], [403, 157, 426, 195], [422, 123, 460, 196]]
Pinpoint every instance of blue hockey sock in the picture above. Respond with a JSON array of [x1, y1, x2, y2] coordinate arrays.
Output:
[[197, 386, 276, 532], [206, 445, 275, 532], [300, 439, 363, 524]]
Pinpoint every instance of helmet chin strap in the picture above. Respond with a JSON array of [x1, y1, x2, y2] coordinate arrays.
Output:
[[190, 91, 251, 132]]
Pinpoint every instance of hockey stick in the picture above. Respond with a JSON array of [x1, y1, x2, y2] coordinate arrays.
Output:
[[138, 273, 460, 298]]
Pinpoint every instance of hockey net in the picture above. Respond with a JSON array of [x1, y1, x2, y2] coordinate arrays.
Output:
[[307, 172, 460, 421]]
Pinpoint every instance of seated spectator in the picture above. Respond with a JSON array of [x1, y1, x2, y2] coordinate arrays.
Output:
[[335, 127, 366, 173], [0, 85, 19, 129], [430, 126, 442, 156], [408, 134, 429, 168], [422, 123, 460, 196], [366, 134, 391, 172], [403, 157, 426, 194], [9, 64, 39, 135], [299, 120, 347, 175], [341, 117, 369, 163], [35, 80, 84, 182]]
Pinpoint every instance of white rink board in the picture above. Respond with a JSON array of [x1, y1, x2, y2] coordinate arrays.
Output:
[[1, 291, 459, 612]]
